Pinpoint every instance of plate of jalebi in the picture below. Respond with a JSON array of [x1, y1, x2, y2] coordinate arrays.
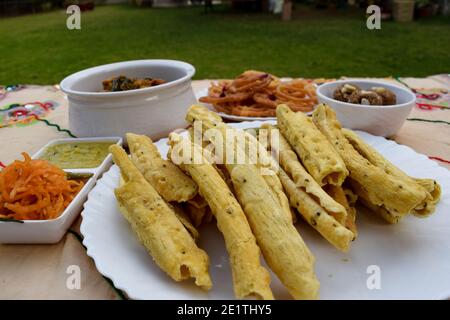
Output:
[[197, 70, 319, 121]]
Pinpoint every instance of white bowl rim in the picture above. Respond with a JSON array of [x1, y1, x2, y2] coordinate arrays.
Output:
[[317, 79, 416, 109], [60, 59, 196, 97]]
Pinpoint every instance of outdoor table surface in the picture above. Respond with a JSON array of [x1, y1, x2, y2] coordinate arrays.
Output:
[[0, 77, 449, 299]]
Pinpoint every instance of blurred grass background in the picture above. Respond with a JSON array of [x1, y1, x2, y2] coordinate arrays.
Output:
[[0, 4, 449, 84]]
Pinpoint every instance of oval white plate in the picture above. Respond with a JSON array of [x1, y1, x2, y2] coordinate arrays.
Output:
[[81, 122, 450, 300]]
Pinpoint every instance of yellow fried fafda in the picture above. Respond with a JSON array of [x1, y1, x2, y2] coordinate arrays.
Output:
[[342, 128, 441, 217], [277, 104, 348, 186], [171, 202, 200, 241], [109, 145, 212, 289], [186, 104, 294, 225], [263, 124, 354, 252], [323, 185, 358, 238], [185, 105, 319, 299], [126, 133, 198, 202], [312, 104, 439, 223], [227, 161, 319, 299], [168, 133, 274, 300]]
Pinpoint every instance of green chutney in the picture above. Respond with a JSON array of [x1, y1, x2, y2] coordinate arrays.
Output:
[[40, 142, 112, 169]]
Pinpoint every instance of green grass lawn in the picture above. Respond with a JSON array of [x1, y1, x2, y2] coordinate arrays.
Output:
[[0, 4, 449, 84]]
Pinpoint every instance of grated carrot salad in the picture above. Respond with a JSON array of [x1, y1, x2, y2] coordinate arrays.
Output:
[[0, 153, 84, 220]]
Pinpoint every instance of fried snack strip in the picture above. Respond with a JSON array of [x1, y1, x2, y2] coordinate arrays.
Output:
[[414, 178, 441, 212], [277, 104, 348, 186], [186, 194, 211, 227], [243, 127, 294, 224], [263, 124, 348, 225], [188, 126, 238, 225], [171, 203, 200, 241], [185, 104, 223, 128], [240, 128, 296, 224], [185, 108, 319, 298], [312, 104, 430, 223], [110, 145, 212, 289], [323, 185, 357, 239], [266, 122, 357, 243], [186, 105, 293, 224], [342, 128, 441, 217], [342, 187, 358, 236], [188, 127, 232, 187], [127, 133, 198, 202], [169, 134, 274, 300], [228, 162, 319, 299], [120, 155, 200, 240], [195, 124, 319, 298], [119, 173, 200, 239], [280, 169, 354, 252]]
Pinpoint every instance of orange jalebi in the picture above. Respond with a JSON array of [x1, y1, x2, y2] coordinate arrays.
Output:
[[199, 70, 318, 117], [0, 153, 84, 220]]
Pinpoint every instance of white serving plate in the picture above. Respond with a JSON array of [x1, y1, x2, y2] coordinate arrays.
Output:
[[0, 137, 122, 244], [81, 122, 450, 299]]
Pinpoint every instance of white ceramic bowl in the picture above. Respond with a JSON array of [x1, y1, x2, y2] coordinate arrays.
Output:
[[60, 60, 197, 140], [316, 80, 416, 137]]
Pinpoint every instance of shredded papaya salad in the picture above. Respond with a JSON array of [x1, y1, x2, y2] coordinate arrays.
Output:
[[0, 153, 84, 220]]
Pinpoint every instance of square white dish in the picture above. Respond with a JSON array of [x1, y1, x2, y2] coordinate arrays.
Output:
[[0, 136, 122, 244]]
